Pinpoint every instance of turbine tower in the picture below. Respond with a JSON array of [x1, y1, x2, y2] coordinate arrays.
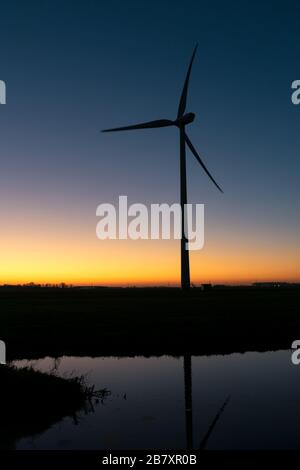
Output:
[[102, 45, 223, 290]]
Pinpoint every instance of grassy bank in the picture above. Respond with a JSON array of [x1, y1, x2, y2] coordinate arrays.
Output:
[[0, 364, 100, 449], [1, 286, 299, 359]]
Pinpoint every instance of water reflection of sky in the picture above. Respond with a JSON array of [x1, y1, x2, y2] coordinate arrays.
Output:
[[14, 351, 300, 449]]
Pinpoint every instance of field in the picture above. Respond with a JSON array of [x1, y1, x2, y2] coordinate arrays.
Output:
[[1, 286, 299, 360]]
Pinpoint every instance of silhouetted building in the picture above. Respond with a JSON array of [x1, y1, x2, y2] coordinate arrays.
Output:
[[202, 283, 213, 291], [253, 282, 300, 289]]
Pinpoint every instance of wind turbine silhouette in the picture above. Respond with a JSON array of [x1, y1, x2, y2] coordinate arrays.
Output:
[[102, 45, 223, 290]]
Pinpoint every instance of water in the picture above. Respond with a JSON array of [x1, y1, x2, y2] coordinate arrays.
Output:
[[13, 350, 300, 450]]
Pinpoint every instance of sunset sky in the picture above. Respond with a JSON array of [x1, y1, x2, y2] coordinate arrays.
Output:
[[0, 0, 299, 285]]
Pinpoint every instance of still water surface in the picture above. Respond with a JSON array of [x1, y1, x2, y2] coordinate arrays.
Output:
[[14, 350, 300, 449]]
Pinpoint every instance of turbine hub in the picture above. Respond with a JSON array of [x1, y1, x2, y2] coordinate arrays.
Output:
[[176, 112, 195, 127]]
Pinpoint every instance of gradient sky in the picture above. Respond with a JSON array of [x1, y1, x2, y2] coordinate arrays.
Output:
[[0, 0, 299, 285]]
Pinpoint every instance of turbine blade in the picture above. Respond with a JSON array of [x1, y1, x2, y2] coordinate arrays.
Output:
[[199, 396, 230, 450], [177, 44, 198, 118], [184, 133, 223, 193], [102, 119, 174, 132]]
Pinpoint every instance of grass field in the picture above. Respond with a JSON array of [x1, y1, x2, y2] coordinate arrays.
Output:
[[1, 286, 299, 359]]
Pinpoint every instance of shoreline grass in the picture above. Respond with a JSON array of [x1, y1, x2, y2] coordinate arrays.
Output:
[[0, 364, 109, 449]]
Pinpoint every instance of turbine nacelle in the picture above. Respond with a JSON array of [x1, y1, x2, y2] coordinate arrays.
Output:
[[175, 112, 195, 127]]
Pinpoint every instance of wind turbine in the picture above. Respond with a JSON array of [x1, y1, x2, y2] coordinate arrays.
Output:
[[102, 45, 223, 290]]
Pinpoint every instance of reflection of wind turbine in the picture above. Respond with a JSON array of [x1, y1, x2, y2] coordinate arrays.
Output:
[[102, 45, 223, 290], [183, 354, 230, 450], [184, 355, 193, 449], [199, 395, 230, 450]]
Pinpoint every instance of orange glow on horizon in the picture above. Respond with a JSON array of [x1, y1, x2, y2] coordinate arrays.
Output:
[[1, 228, 299, 286], [1, 205, 299, 286]]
